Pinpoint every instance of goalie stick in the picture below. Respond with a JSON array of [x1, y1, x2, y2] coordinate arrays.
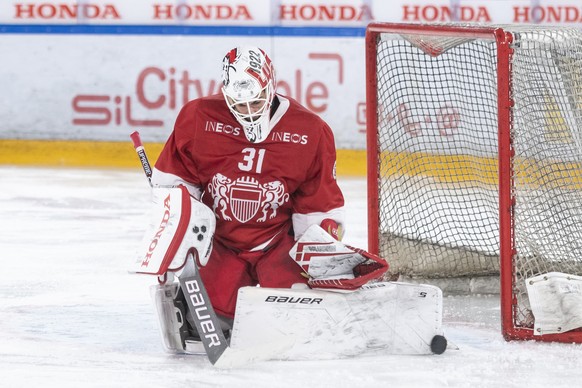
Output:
[[130, 131, 287, 367], [178, 252, 229, 363], [130, 131, 153, 186]]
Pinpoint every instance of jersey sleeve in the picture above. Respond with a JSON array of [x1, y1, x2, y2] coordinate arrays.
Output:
[[292, 123, 345, 239], [151, 102, 203, 199]]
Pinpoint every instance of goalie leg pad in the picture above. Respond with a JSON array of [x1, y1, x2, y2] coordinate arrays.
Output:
[[230, 281, 445, 360], [151, 281, 234, 355], [150, 282, 189, 353]]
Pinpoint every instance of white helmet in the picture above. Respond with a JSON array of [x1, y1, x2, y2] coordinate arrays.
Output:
[[221, 46, 276, 143]]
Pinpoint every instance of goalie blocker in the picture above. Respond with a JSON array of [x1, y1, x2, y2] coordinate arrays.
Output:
[[130, 185, 216, 276]]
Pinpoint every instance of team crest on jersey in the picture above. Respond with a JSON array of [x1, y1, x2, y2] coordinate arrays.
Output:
[[208, 173, 289, 223]]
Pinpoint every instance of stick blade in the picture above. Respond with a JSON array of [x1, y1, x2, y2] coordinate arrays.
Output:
[[213, 340, 295, 369]]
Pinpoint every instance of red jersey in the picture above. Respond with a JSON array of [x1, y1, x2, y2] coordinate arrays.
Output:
[[152, 94, 345, 252]]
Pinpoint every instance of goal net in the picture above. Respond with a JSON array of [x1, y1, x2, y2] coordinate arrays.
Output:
[[366, 23, 582, 342]]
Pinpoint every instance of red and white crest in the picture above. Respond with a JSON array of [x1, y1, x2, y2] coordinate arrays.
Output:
[[208, 173, 289, 223], [229, 177, 263, 223]]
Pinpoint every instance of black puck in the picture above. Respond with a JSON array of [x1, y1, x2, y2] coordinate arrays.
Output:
[[430, 335, 447, 355]]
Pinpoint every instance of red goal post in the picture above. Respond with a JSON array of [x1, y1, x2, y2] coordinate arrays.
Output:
[[366, 22, 582, 343]]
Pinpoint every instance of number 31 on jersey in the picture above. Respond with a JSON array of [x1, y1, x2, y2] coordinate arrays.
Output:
[[238, 148, 266, 173]]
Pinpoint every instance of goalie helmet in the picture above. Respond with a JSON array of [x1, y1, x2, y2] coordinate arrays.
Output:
[[221, 46, 276, 143]]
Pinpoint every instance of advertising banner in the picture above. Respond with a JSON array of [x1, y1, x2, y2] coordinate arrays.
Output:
[[2, 0, 582, 153]]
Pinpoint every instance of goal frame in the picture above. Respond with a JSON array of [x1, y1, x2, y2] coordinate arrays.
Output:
[[365, 22, 582, 343]]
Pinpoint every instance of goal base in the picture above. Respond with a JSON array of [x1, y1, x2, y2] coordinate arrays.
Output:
[[395, 275, 499, 295]]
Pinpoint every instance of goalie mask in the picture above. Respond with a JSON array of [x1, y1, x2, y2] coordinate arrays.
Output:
[[221, 46, 276, 143]]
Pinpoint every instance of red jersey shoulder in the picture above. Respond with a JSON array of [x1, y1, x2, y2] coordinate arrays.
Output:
[[175, 94, 243, 140], [269, 95, 335, 146], [283, 96, 330, 130]]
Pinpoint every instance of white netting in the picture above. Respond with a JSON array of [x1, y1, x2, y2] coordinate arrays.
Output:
[[371, 25, 582, 328]]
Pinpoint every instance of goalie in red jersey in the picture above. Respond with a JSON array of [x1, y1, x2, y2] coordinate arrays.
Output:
[[144, 46, 350, 350]]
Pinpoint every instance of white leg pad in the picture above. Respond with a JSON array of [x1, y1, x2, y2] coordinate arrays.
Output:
[[230, 281, 444, 360], [150, 283, 187, 353]]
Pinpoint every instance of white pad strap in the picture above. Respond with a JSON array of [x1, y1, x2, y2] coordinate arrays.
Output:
[[130, 185, 216, 275]]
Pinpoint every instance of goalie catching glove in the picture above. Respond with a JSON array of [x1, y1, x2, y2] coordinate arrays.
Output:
[[290, 224, 388, 290], [130, 185, 216, 276]]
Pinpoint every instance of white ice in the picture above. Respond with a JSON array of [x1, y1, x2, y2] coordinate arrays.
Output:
[[1, 166, 581, 388]]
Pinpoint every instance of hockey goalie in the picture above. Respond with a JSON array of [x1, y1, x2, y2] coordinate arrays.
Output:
[[129, 45, 447, 365]]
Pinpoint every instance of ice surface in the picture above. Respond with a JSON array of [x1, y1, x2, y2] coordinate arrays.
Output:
[[1, 166, 581, 388]]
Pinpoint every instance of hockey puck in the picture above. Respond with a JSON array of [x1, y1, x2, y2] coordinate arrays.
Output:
[[430, 335, 447, 355]]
